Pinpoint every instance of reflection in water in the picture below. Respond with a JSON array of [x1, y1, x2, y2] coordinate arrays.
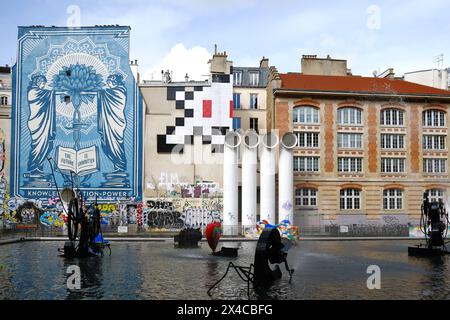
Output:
[[2, 240, 450, 299], [206, 260, 220, 281], [418, 256, 450, 300], [65, 257, 104, 300]]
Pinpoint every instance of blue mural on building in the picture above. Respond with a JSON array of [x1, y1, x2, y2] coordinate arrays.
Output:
[[11, 26, 143, 202]]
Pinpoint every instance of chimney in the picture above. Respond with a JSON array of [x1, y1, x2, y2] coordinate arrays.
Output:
[[130, 59, 140, 83], [301, 54, 348, 76], [208, 45, 232, 75]]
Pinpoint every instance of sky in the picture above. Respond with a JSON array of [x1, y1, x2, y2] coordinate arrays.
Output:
[[1, 0, 450, 81]]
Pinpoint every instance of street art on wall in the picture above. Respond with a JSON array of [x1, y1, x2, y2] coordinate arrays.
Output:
[[0, 133, 5, 225], [39, 210, 65, 228], [148, 172, 222, 198], [11, 26, 143, 202], [145, 198, 222, 231], [0, 196, 223, 232], [157, 76, 233, 154], [0, 139, 4, 174]]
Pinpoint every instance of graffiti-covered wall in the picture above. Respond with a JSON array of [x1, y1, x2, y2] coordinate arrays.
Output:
[[11, 26, 143, 202], [93, 198, 223, 231], [0, 131, 6, 227]]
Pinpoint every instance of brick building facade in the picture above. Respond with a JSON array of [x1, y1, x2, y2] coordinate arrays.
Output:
[[267, 59, 450, 234]]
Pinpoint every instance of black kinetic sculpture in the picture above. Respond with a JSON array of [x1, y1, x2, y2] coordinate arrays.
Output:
[[59, 190, 111, 258], [207, 228, 294, 297], [174, 228, 203, 248], [409, 192, 450, 257]]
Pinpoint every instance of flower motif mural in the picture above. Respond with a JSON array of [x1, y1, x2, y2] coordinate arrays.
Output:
[[11, 26, 143, 202]]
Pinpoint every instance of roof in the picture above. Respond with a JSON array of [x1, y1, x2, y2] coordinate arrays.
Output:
[[233, 66, 269, 87], [140, 80, 210, 88], [278, 73, 450, 97]]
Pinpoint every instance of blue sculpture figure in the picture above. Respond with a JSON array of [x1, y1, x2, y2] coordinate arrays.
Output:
[[27, 75, 56, 173], [97, 74, 127, 172]]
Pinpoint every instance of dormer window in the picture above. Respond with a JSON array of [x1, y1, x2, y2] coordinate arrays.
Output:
[[233, 72, 242, 86], [249, 72, 259, 86]]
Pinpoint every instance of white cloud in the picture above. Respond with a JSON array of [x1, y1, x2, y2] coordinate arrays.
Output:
[[143, 43, 211, 82]]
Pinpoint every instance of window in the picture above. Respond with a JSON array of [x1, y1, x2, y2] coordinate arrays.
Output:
[[338, 107, 362, 125], [233, 93, 241, 109], [383, 189, 403, 210], [338, 158, 363, 172], [294, 156, 320, 172], [250, 94, 258, 109], [293, 106, 320, 124], [0, 96, 8, 105], [381, 158, 405, 173], [381, 134, 405, 149], [427, 189, 445, 203], [337, 133, 363, 149], [232, 118, 241, 130], [423, 158, 447, 173], [295, 188, 318, 207], [296, 132, 319, 148], [233, 72, 242, 86], [249, 72, 259, 86], [423, 135, 446, 150], [340, 189, 361, 210], [381, 108, 404, 126], [250, 118, 259, 132], [423, 110, 446, 127]]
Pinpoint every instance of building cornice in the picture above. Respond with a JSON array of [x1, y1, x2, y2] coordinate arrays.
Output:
[[273, 88, 450, 101]]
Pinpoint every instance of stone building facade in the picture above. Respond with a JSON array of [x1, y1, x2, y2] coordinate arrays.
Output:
[[0, 66, 12, 183], [267, 56, 450, 234], [139, 51, 233, 200], [232, 57, 269, 133]]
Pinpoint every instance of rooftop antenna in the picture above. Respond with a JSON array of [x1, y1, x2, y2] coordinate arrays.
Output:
[[434, 54, 444, 69]]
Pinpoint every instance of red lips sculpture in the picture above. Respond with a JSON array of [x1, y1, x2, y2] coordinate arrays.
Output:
[[205, 221, 222, 252]]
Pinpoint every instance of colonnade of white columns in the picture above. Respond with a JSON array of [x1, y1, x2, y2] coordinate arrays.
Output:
[[222, 131, 297, 236]]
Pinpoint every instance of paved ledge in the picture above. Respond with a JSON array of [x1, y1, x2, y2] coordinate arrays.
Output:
[[0, 238, 28, 246], [25, 237, 258, 242], [299, 237, 423, 241]]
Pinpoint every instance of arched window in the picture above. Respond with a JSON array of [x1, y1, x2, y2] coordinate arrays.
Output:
[[383, 189, 403, 210], [423, 109, 446, 127], [340, 188, 361, 210], [293, 106, 319, 124], [427, 189, 445, 203], [381, 108, 404, 126], [295, 188, 318, 207], [338, 107, 362, 125]]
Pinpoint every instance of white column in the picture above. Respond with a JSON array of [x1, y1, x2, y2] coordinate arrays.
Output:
[[242, 130, 259, 233], [278, 133, 298, 224], [260, 132, 278, 225], [223, 131, 241, 236]]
